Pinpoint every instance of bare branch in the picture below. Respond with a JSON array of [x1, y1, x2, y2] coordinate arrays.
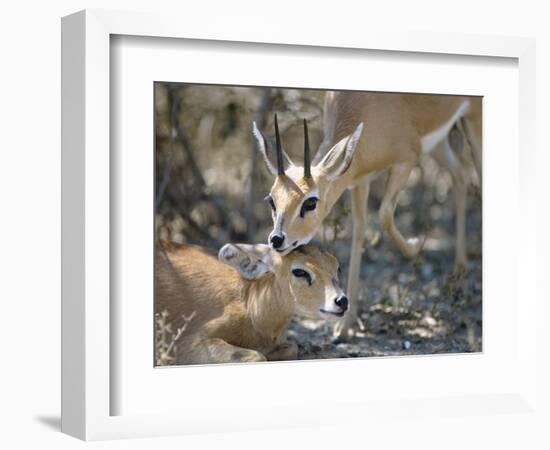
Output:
[[156, 310, 196, 366], [155, 85, 178, 208], [162, 311, 196, 361]]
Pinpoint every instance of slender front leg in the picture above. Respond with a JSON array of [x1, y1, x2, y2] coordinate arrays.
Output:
[[266, 342, 298, 361], [334, 182, 370, 340], [181, 338, 267, 365], [379, 162, 423, 259]]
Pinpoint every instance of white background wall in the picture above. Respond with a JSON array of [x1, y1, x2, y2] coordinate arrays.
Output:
[[0, 1, 547, 448]]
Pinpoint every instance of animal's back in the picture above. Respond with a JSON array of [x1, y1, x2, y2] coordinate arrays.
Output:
[[320, 91, 475, 176], [156, 240, 242, 333]]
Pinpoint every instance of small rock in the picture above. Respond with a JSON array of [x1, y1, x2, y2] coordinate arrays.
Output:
[[403, 340, 412, 350], [421, 264, 433, 279], [421, 315, 437, 327], [398, 273, 410, 284], [368, 312, 385, 333], [331, 337, 347, 346]]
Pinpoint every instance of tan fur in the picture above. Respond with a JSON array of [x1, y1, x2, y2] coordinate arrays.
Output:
[[261, 92, 482, 338], [318, 92, 480, 177], [156, 240, 343, 365]]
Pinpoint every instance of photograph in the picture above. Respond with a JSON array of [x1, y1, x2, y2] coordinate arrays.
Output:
[[153, 83, 482, 366]]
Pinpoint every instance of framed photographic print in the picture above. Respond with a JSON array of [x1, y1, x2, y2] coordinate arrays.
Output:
[[153, 83, 482, 367], [62, 9, 538, 441]]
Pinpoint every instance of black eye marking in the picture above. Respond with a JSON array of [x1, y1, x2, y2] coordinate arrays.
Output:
[[300, 196, 318, 218], [264, 195, 276, 213], [292, 268, 312, 286]]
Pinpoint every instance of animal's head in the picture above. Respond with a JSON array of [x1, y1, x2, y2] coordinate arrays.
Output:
[[253, 114, 363, 254], [219, 243, 348, 320]]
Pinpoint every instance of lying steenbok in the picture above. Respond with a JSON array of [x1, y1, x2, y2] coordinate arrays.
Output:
[[253, 92, 482, 338], [156, 240, 347, 365]]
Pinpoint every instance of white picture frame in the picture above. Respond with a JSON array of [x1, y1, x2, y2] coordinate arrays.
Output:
[[61, 9, 538, 441]]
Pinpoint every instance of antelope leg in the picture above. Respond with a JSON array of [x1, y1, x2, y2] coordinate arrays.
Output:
[[334, 181, 370, 339], [432, 135, 469, 271], [182, 338, 267, 365], [379, 162, 424, 259]]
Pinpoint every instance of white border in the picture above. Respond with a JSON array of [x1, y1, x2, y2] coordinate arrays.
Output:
[[61, 9, 537, 441], [112, 35, 518, 417]]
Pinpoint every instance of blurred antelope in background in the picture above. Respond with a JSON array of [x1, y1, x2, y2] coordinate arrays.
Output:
[[253, 92, 482, 339], [156, 240, 347, 365]]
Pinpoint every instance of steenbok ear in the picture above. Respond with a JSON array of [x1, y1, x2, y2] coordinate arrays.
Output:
[[315, 122, 363, 179], [218, 243, 275, 280], [252, 122, 294, 177]]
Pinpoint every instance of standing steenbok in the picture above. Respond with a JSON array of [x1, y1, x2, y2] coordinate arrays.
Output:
[[156, 240, 347, 365], [253, 92, 482, 339]]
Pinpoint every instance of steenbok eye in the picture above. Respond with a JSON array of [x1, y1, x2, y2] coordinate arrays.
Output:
[[300, 197, 318, 218], [292, 268, 312, 285], [264, 195, 276, 212]]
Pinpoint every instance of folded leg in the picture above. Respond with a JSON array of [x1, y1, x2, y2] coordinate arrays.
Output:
[[180, 338, 267, 365]]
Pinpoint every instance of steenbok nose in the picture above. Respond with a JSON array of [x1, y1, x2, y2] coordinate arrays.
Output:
[[270, 234, 285, 249], [335, 295, 349, 311]]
